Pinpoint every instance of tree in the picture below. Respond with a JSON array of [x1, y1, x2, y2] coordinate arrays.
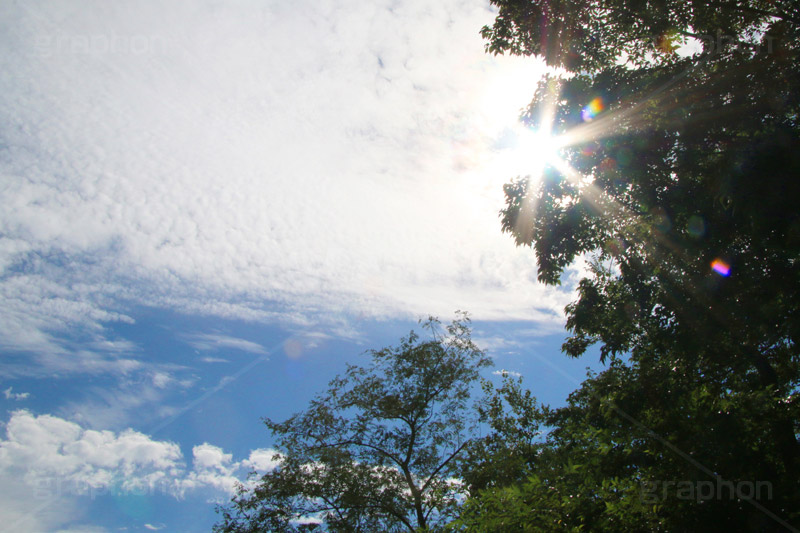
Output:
[[458, 375, 547, 494], [214, 314, 491, 533], [455, 371, 664, 533], [468, 0, 800, 529], [457, 365, 796, 531]]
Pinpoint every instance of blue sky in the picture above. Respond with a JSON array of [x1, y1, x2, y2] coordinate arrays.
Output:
[[0, 1, 606, 530]]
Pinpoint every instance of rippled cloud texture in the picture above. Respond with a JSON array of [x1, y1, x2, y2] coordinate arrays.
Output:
[[1, 0, 572, 361]]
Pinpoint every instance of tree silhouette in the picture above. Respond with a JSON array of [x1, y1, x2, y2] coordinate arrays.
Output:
[[214, 315, 490, 532], [463, 1, 800, 530]]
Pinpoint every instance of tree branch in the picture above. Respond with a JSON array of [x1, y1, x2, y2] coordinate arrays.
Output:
[[420, 439, 470, 495], [306, 439, 405, 471], [316, 494, 347, 526]]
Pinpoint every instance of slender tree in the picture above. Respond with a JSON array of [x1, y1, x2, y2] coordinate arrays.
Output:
[[214, 314, 491, 533]]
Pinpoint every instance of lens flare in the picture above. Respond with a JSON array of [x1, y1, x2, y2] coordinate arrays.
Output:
[[581, 97, 605, 121], [711, 259, 731, 276], [687, 215, 705, 238]]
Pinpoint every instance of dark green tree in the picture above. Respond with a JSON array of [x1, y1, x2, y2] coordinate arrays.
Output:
[[458, 375, 547, 493], [463, 0, 800, 530], [454, 371, 664, 532], [457, 365, 796, 531], [214, 314, 491, 533]]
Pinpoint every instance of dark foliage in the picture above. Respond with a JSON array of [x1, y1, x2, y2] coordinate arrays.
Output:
[[463, 0, 800, 530]]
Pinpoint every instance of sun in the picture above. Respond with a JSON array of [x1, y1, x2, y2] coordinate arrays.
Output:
[[463, 58, 572, 198], [476, 62, 565, 184], [493, 124, 564, 184], [514, 125, 564, 176]]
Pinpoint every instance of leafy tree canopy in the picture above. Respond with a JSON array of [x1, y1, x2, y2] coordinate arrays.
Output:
[[457, 364, 798, 531], [214, 314, 491, 533], [482, 0, 799, 73], [465, 0, 800, 530]]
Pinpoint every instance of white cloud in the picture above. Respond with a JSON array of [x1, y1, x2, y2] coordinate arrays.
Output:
[[474, 335, 522, 354], [192, 444, 234, 472], [493, 369, 522, 378], [178, 444, 282, 498], [0, 410, 282, 530], [199, 356, 229, 364], [179, 444, 239, 496], [184, 333, 268, 355], [151, 371, 172, 389], [3, 387, 30, 401], [0, 0, 575, 378], [241, 448, 284, 473], [60, 378, 180, 431], [0, 411, 183, 489], [0, 410, 182, 529], [143, 525, 165, 531], [148, 370, 194, 391], [0, 271, 140, 377]]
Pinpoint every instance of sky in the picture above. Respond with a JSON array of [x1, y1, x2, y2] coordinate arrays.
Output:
[[0, 1, 605, 531]]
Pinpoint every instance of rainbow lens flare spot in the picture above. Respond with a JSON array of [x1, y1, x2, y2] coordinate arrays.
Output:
[[581, 97, 604, 121], [711, 259, 731, 277]]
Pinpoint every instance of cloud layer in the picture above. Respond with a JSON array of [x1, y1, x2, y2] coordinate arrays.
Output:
[[0, 0, 574, 368], [0, 410, 279, 530]]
